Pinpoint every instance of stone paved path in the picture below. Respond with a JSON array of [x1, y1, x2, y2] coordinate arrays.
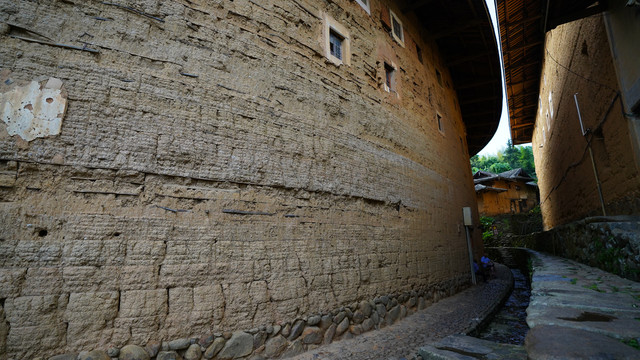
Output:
[[290, 250, 640, 360], [289, 265, 513, 360], [525, 250, 640, 359]]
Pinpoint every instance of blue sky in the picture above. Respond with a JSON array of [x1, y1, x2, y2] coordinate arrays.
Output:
[[476, 0, 530, 156]]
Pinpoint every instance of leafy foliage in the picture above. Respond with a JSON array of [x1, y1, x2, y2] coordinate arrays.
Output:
[[622, 338, 640, 350], [471, 140, 537, 179], [480, 216, 495, 243]]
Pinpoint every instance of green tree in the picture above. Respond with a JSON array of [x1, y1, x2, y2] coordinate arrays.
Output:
[[489, 162, 511, 173], [503, 140, 520, 169], [518, 146, 536, 179], [471, 140, 537, 180]]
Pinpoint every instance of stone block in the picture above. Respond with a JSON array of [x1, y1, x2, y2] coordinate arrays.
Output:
[[335, 317, 350, 336], [78, 350, 110, 360], [184, 344, 202, 360], [526, 325, 640, 359], [301, 326, 323, 344], [204, 337, 226, 359], [288, 319, 306, 340], [263, 335, 288, 358], [218, 331, 253, 360], [120, 345, 150, 360]]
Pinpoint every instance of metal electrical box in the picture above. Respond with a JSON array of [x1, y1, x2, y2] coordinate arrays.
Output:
[[462, 207, 473, 226]]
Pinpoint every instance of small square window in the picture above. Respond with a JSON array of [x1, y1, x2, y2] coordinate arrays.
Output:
[[324, 15, 350, 66], [329, 30, 344, 60], [389, 10, 404, 46], [437, 113, 444, 134], [355, 0, 370, 14], [384, 62, 396, 92]]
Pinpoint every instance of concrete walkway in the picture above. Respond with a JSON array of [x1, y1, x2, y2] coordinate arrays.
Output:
[[418, 250, 640, 359], [524, 250, 640, 359], [290, 249, 640, 359], [289, 264, 513, 360]]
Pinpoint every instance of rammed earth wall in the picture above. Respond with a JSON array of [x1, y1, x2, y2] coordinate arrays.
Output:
[[0, 0, 481, 358], [532, 16, 640, 230]]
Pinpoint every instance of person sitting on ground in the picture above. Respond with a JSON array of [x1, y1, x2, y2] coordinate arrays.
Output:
[[474, 259, 486, 282], [481, 254, 495, 278]]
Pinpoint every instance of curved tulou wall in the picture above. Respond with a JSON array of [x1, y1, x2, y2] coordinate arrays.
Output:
[[0, 0, 481, 358]]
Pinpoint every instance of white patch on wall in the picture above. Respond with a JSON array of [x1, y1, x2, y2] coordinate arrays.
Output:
[[546, 110, 551, 136], [1, 77, 67, 141], [548, 91, 554, 121], [539, 96, 543, 116]]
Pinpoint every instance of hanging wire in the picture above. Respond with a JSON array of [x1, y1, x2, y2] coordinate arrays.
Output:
[[544, 47, 618, 93]]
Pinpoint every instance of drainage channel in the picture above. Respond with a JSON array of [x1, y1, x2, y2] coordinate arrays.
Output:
[[475, 248, 531, 345]]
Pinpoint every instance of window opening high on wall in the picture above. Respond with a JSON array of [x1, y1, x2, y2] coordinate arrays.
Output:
[[355, 0, 370, 14], [384, 62, 396, 92], [389, 10, 404, 46], [329, 30, 344, 60]]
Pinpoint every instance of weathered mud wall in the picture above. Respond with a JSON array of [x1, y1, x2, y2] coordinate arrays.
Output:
[[0, 0, 481, 358], [533, 16, 640, 230]]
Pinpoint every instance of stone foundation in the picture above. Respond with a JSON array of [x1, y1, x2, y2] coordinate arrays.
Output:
[[40, 277, 468, 360]]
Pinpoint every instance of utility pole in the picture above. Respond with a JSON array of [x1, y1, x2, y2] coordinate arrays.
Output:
[[574, 93, 607, 216]]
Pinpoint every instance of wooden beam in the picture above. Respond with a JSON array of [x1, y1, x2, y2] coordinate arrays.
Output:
[[503, 59, 541, 71], [510, 103, 538, 111], [506, 79, 540, 87], [503, 14, 543, 29], [511, 122, 535, 130], [509, 91, 540, 101], [504, 41, 544, 54]]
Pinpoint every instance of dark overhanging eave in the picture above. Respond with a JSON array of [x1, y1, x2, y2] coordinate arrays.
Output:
[[498, 0, 609, 145], [407, 0, 503, 156]]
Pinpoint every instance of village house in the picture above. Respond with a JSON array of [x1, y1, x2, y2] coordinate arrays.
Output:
[[474, 168, 539, 216]]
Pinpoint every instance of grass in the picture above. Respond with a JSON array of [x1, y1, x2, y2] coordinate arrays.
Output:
[[583, 283, 605, 293], [622, 338, 640, 350], [570, 278, 577, 285]]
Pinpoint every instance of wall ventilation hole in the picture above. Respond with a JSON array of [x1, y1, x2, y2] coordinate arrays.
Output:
[[113, 232, 121, 237], [46, 97, 54, 103], [38, 229, 48, 237], [581, 40, 589, 56]]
